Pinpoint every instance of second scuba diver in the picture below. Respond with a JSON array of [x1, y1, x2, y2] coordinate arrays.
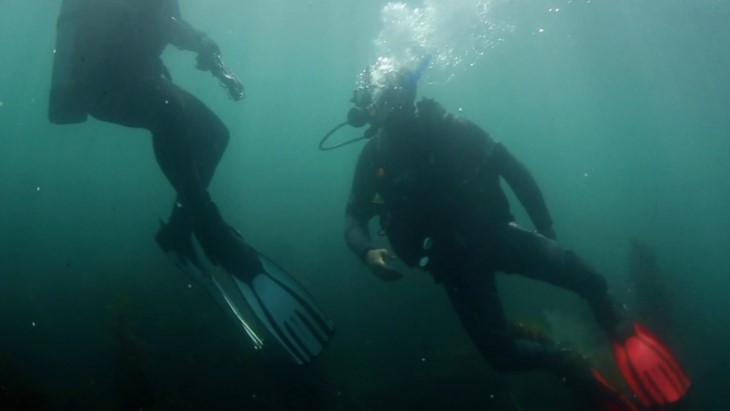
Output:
[[333, 57, 690, 410], [48, 0, 333, 364]]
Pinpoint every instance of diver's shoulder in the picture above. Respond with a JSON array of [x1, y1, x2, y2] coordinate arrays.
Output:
[[416, 98, 480, 131], [416, 98, 449, 124], [441, 110, 497, 152]]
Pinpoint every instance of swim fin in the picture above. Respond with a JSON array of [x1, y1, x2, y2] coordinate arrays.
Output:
[[172, 236, 335, 365], [611, 322, 690, 407]]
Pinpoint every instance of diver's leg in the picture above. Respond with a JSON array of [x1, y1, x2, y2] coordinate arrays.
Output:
[[147, 81, 230, 259], [147, 83, 262, 275], [86, 78, 201, 263], [490, 223, 627, 337], [86, 78, 209, 262], [144, 81, 228, 202], [88, 77, 254, 273], [442, 267, 577, 373], [443, 263, 621, 410], [85, 76, 225, 206], [152, 83, 229, 191]]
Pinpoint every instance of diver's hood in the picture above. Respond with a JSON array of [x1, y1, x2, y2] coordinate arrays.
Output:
[[319, 55, 431, 151]]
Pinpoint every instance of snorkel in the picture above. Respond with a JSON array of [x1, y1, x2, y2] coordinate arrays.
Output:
[[407, 53, 432, 90], [319, 55, 432, 151]]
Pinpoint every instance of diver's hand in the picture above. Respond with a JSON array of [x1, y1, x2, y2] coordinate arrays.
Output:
[[195, 37, 221, 71], [194, 38, 246, 101], [365, 248, 403, 281]]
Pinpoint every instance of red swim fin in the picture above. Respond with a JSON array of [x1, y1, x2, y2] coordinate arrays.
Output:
[[611, 322, 691, 407]]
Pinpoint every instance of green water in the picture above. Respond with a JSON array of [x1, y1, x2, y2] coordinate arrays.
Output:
[[1, 0, 728, 409]]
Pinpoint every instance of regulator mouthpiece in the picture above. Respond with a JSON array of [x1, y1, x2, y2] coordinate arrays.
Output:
[[347, 108, 370, 128]]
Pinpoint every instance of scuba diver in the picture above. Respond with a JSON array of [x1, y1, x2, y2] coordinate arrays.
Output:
[[48, 0, 333, 364], [331, 57, 689, 410]]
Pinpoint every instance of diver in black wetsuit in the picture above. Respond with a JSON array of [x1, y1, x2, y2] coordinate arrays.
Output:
[[341, 62, 637, 410], [48, 0, 255, 275]]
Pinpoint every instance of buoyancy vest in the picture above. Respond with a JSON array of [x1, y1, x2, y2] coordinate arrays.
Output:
[[49, 0, 175, 124], [369, 99, 513, 268]]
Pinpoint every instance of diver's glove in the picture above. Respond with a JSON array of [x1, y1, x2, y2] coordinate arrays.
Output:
[[365, 248, 403, 281], [195, 38, 246, 101], [195, 37, 221, 71]]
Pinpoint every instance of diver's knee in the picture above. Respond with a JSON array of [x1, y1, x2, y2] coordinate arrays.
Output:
[[563, 250, 608, 295]]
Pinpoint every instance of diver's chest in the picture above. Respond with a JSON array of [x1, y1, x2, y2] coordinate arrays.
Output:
[[374, 148, 480, 211]]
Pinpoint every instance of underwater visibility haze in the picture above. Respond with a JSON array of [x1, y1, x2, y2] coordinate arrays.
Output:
[[1, 0, 729, 409]]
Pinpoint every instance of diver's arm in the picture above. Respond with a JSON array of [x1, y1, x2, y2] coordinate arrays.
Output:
[[168, 17, 219, 55], [344, 144, 379, 262], [344, 152, 403, 281], [345, 213, 374, 261], [164, 3, 244, 99], [456, 118, 552, 233], [163, 1, 219, 57], [493, 143, 555, 237], [345, 191, 376, 263]]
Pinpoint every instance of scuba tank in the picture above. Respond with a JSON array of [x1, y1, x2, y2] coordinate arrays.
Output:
[[49, 0, 88, 124]]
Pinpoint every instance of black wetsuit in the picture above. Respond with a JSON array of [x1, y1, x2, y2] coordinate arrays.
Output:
[[52, 0, 259, 274], [345, 99, 621, 375]]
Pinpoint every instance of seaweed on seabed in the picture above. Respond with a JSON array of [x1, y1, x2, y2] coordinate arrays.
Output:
[[509, 320, 554, 345], [0, 353, 49, 411], [508, 320, 603, 411], [511, 319, 596, 376], [627, 238, 673, 335]]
